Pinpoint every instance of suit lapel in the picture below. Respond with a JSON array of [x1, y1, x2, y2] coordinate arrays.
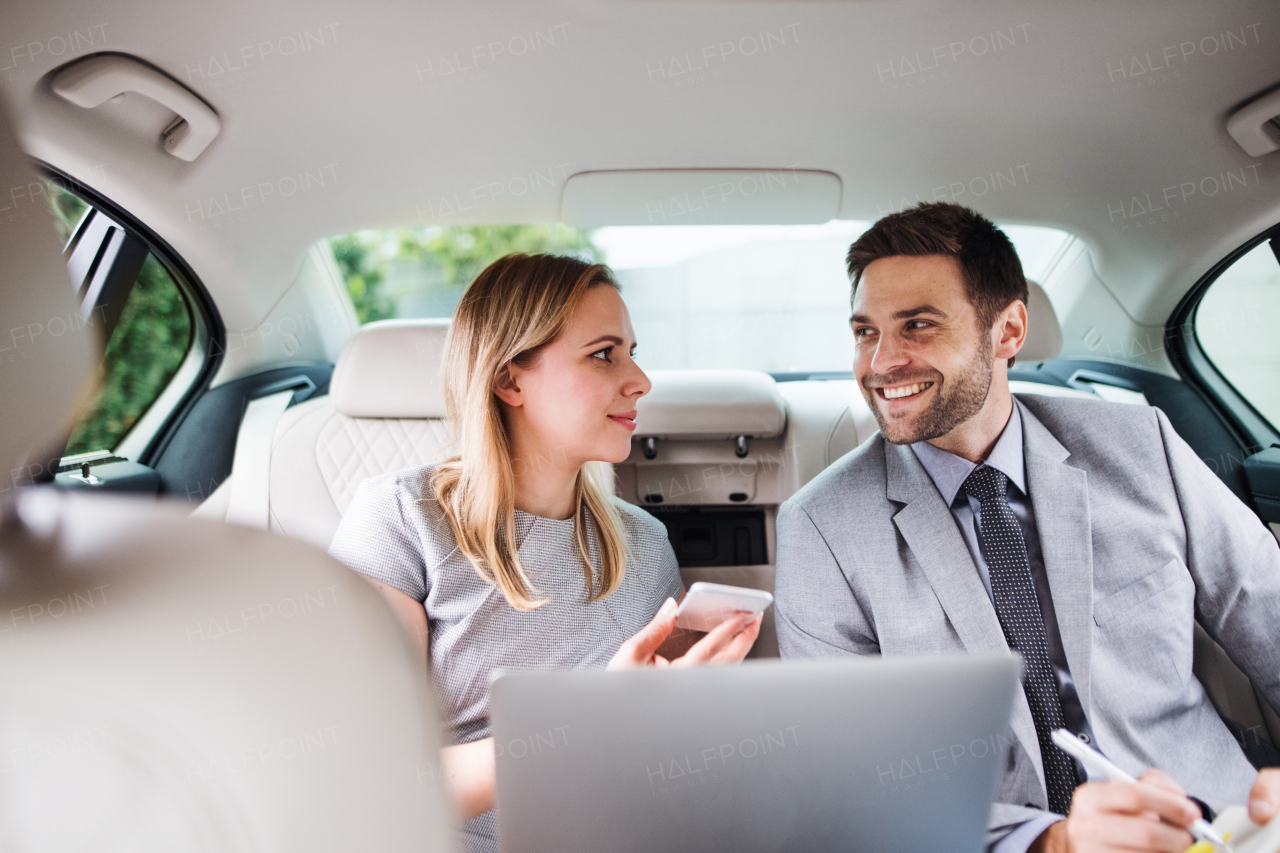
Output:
[[885, 441, 1044, 788], [1017, 398, 1095, 718]]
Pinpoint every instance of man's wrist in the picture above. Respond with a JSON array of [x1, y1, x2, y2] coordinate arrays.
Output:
[[1028, 818, 1070, 853]]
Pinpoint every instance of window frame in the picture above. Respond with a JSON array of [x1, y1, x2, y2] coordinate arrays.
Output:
[[37, 162, 226, 467], [1167, 221, 1280, 454]]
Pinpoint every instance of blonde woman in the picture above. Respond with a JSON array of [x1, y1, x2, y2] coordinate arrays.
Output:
[[329, 253, 761, 852]]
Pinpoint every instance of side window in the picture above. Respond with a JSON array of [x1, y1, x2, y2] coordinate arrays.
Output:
[[50, 186, 89, 244], [64, 254, 193, 454], [44, 181, 198, 460], [1195, 239, 1280, 428]]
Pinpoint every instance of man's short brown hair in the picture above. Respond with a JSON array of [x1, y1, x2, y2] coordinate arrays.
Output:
[[846, 202, 1028, 332]]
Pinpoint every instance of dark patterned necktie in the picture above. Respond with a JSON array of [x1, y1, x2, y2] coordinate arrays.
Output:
[[962, 464, 1079, 815]]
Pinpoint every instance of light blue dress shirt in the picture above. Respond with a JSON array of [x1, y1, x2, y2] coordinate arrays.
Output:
[[911, 405, 1095, 851]]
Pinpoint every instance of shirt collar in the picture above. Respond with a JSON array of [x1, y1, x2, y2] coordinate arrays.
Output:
[[910, 403, 1026, 506]]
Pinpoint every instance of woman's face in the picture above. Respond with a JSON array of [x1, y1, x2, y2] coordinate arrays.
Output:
[[496, 284, 651, 472]]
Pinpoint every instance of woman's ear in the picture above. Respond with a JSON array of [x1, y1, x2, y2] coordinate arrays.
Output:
[[493, 363, 523, 407]]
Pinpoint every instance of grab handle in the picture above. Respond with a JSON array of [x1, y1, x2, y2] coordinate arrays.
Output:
[[1227, 84, 1280, 158], [51, 53, 220, 162]]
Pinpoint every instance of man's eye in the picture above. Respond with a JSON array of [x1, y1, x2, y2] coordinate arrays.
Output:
[[906, 320, 931, 331], [854, 327, 875, 339]]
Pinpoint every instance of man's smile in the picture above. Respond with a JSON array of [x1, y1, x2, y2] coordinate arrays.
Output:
[[874, 381, 935, 401]]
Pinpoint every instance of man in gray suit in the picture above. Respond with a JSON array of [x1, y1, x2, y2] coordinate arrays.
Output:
[[774, 202, 1280, 853]]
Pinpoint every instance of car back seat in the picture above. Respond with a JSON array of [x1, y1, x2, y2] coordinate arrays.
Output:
[[196, 318, 454, 551]]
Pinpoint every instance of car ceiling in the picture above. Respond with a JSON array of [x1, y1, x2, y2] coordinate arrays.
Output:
[[2, 0, 1279, 340]]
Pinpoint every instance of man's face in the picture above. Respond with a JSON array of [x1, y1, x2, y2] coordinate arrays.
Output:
[[850, 254, 994, 445]]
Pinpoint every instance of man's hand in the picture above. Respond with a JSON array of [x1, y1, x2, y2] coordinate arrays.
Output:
[[1249, 768, 1280, 825], [1032, 767, 1280, 853], [1031, 770, 1200, 853]]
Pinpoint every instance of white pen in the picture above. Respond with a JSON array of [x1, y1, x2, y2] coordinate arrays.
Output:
[[1050, 729, 1234, 852]]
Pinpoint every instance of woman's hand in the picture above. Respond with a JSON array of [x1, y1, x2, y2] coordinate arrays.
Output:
[[607, 596, 761, 670]]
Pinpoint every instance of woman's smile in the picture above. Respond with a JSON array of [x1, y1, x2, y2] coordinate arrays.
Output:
[[608, 410, 637, 431]]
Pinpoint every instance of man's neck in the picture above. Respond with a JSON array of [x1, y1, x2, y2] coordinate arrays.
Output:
[[926, 387, 1015, 463]]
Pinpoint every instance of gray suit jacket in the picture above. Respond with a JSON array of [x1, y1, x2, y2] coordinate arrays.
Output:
[[775, 394, 1280, 846]]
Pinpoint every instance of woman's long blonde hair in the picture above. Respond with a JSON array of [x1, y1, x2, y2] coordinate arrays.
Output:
[[432, 253, 630, 610]]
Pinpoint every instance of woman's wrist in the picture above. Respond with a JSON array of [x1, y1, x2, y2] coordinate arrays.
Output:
[[441, 737, 497, 821]]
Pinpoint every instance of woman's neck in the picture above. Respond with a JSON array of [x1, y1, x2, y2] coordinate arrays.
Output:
[[509, 442, 580, 520]]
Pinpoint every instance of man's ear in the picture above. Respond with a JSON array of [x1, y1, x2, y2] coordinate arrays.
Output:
[[493, 363, 523, 407], [994, 300, 1028, 363]]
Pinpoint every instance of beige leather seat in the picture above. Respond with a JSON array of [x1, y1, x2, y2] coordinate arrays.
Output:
[[267, 319, 452, 550]]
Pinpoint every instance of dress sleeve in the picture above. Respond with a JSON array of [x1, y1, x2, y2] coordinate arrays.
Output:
[[328, 476, 430, 603], [657, 538, 684, 606]]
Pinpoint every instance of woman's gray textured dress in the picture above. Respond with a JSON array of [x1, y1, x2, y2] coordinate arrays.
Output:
[[329, 464, 683, 853]]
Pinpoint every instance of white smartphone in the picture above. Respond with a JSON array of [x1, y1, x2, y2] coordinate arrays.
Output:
[[673, 582, 774, 632]]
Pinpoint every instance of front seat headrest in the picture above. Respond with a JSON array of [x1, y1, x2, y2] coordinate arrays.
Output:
[[1018, 280, 1063, 363], [0, 91, 97, 496], [330, 318, 450, 418], [636, 370, 787, 440]]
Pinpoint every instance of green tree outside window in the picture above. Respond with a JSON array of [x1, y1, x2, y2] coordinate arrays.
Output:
[[329, 224, 602, 324], [43, 183, 196, 456], [49, 184, 88, 246], [64, 253, 194, 454]]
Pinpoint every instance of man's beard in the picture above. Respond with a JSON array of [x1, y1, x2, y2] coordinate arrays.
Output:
[[864, 331, 994, 445]]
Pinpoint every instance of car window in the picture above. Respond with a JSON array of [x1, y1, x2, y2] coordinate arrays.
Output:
[[45, 183, 195, 456], [329, 225, 598, 324], [49, 184, 89, 246], [1195, 239, 1280, 429], [63, 253, 193, 454], [327, 222, 1071, 371]]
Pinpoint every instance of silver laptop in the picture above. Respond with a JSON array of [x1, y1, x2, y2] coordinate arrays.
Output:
[[491, 654, 1018, 853]]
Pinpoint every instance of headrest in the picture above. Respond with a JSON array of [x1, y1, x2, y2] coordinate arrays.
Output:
[[330, 319, 450, 418], [1019, 280, 1063, 363], [0, 92, 97, 489], [635, 370, 787, 440]]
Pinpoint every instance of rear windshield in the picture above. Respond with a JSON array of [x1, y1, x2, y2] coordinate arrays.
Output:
[[327, 222, 1071, 372]]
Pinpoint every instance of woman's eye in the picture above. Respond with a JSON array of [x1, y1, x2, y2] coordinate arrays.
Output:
[[591, 346, 613, 362]]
